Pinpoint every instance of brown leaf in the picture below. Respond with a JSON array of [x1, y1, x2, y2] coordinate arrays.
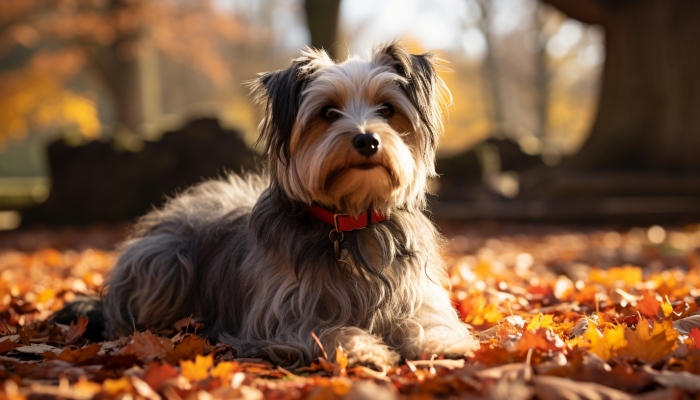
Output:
[[57, 343, 102, 363], [165, 334, 208, 364], [0, 336, 18, 353], [672, 315, 700, 335], [119, 330, 171, 360], [533, 375, 633, 400], [64, 316, 89, 343]]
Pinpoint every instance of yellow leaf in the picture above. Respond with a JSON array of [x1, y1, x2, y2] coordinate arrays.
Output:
[[210, 361, 240, 384], [526, 314, 555, 331], [618, 319, 678, 363], [330, 377, 353, 396], [581, 320, 626, 361], [180, 354, 213, 382], [661, 297, 674, 318], [335, 346, 348, 376], [102, 377, 133, 396]]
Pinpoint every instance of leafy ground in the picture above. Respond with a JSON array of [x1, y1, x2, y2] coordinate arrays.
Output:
[[1, 223, 700, 399]]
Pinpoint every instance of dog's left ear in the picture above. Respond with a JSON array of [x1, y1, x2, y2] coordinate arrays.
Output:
[[372, 42, 450, 165], [250, 47, 333, 164]]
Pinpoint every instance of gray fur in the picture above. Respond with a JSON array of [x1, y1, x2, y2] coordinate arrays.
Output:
[[103, 43, 477, 368]]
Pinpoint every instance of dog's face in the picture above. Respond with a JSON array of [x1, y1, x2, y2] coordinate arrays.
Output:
[[251, 43, 449, 216]]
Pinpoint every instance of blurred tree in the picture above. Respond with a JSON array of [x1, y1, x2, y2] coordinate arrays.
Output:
[[0, 0, 246, 140], [303, 0, 341, 60], [544, 0, 700, 170]]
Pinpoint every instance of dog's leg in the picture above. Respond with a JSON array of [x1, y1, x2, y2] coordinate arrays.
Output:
[[321, 327, 401, 370], [399, 285, 479, 360]]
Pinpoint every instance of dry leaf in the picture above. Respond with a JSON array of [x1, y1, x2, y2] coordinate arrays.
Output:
[[533, 375, 633, 400], [180, 354, 214, 381], [57, 343, 102, 363], [64, 315, 89, 343], [581, 321, 626, 361], [165, 334, 208, 364], [618, 319, 678, 363]]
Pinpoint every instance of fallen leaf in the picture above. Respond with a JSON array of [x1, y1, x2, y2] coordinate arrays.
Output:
[[165, 334, 208, 364], [673, 315, 700, 335], [102, 376, 133, 397], [533, 375, 633, 400], [516, 329, 564, 354], [57, 343, 102, 363], [637, 295, 661, 319], [618, 319, 678, 363], [526, 314, 555, 331], [142, 361, 179, 390], [0, 336, 18, 353], [15, 343, 62, 355], [581, 320, 626, 361], [180, 354, 214, 381], [689, 328, 700, 350], [119, 330, 170, 360], [64, 316, 89, 343], [335, 346, 348, 376]]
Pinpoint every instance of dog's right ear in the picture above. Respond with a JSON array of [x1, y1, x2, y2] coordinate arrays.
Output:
[[250, 47, 333, 164]]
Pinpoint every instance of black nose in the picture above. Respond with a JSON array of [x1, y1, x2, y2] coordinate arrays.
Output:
[[352, 133, 380, 157]]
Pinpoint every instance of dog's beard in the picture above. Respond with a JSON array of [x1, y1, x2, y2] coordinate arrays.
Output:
[[274, 120, 426, 216]]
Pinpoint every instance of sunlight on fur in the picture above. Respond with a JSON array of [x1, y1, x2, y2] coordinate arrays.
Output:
[[103, 42, 478, 369]]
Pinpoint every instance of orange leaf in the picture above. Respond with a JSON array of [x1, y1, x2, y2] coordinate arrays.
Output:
[[618, 319, 678, 363], [637, 295, 661, 319], [142, 361, 179, 390], [180, 354, 213, 381], [516, 329, 564, 354], [334, 346, 348, 376]]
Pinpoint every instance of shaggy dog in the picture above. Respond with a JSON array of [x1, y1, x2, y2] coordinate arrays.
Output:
[[102, 42, 478, 368]]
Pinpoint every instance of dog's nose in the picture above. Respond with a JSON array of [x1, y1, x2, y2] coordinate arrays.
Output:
[[352, 133, 380, 157]]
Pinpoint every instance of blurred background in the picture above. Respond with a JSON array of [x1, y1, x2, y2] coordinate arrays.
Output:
[[0, 0, 698, 231]]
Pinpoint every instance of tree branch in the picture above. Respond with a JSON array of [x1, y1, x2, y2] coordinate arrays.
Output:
[[541, 0, 609, 25]]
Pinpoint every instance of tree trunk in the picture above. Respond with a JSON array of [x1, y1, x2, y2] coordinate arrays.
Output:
[[544, 0, 700, 171], [303, 0, 341, 60]]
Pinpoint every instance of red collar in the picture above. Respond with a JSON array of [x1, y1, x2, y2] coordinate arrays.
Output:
[[308, 204, 387, 232]]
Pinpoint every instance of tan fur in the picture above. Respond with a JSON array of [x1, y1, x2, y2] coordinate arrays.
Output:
[[103, 43, 478, 369]]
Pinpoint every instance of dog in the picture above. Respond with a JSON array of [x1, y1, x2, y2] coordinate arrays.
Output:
[[102, 42, 478, 368]]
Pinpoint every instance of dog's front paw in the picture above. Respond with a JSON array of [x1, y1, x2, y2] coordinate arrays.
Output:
[[344, 344, 401, 371]]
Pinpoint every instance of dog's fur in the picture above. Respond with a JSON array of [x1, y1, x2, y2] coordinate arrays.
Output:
[[103, 42, 478, 368]]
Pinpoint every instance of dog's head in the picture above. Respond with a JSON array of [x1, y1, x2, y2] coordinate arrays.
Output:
[[250, 42, 449, 216]]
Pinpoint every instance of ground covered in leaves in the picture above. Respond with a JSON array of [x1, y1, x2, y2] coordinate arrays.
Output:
[[2, 223, 700, 399]]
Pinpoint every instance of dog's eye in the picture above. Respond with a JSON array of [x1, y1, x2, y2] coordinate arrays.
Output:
[[321, 106, 341, 121], [377, 103, 394, 119]]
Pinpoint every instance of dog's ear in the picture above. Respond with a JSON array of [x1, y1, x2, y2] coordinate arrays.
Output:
[[250, 47, 334, 164], [372, 42, 450, 165]]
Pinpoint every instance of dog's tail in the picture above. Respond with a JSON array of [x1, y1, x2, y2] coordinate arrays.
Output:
[[50, 296, 106, 342]]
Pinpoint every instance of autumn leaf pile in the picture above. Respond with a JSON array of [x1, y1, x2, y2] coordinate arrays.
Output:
[[2, 224, 700, 399]]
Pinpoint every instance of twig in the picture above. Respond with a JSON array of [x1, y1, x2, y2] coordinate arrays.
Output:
[[311, 332, 328, 360]]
